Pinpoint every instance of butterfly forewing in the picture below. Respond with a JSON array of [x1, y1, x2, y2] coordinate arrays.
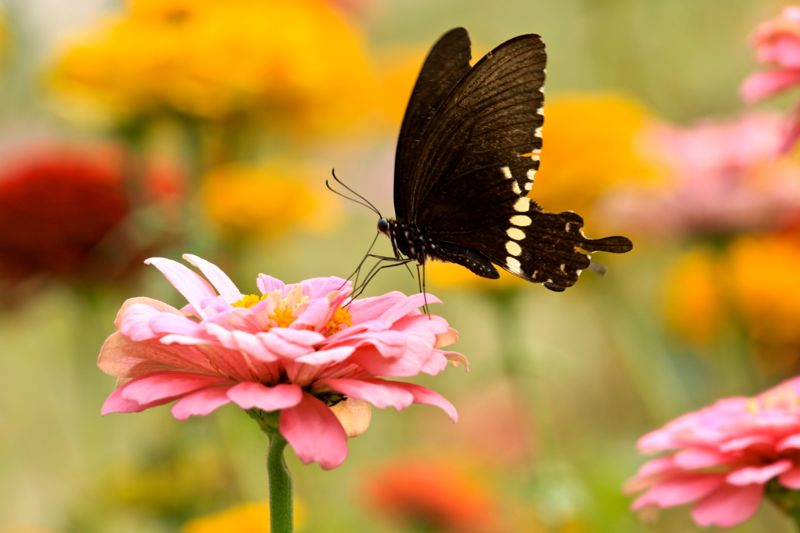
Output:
[[394, 28, 472, 221]]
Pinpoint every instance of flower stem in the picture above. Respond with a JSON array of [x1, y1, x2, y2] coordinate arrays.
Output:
[[267, 431, 293, 533]]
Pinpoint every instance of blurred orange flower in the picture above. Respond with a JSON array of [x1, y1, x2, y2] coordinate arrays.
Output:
[[662, 247, 725, 346], [51, 0, 372, 131], [181, 500, 305, 533], [663, 232, 800, 368], [728, 233, 800, 349], [362, 459, 502, 533], [531, 93, 664, 229], [200, 162, 338, 240]]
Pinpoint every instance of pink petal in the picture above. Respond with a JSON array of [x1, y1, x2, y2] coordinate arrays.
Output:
[[119, 372, 230, 404], [778, 433, 800, 451], [97, 332, 216, 379], [183, 254, 242, 302], [280, 392, 348, 469], [145, 257, 218, 319], [392, 381, 458, 422], [291, 298, 333, 331], [227, 382, 303, 411], [740, 69, 800, 103], [315, 378, 415, 410], [718, 434, 772, 452], [257, 274, 285, 294], [299, 276, 350, 299], [691, 484, 764, 528], [727, 460, 792, 486], [779, 466, 800, 489], [205, 324, 280, 362], [171, 386, 233, 419], [294, 346, 355, 365], [101, 387, 171, 414], [780, 113, 800, 153], [674, 448, 729, 469], [633, 474, 725, 509]]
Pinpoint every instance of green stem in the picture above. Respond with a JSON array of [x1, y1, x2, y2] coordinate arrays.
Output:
[[267, 431, 293, 533]]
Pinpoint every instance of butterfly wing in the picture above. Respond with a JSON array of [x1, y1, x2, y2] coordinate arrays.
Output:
[[398, 32, 632, 290], [394, 27, 472, 221]]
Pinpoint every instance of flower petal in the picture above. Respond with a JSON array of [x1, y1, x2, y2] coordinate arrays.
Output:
[[778, 433, 800, 451], [257, 274, 285, 294], [183, 254, 242, 302], [227, 382, 303, 411], [727, 460, 791, 486], [98, 332, 216, 378], [388, 381, 458, 422], [101, 387, 170, 415], [779, 466, 800, 489], [691, 484, 764, 528], [294, 346, 355, 365], [315, 378, 415, 410], [119, 372, 230, 404], [633, 475, 726, 509], [280, 392, 348, 469], [674, 448, 729, 469], [145, 257, 218, 319], [740, 69, 800, 103], [171, 386, 233, 419]]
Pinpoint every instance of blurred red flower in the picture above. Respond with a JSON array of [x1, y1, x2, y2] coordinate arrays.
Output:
[[363, 459, 501, 532], [0, 142, 182, 288]]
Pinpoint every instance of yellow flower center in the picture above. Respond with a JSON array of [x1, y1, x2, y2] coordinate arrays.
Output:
[[324, 306, 352, 335], [232, 293, 264, 308], [232, 291, 351, 336], [269, 302, 297, 328]]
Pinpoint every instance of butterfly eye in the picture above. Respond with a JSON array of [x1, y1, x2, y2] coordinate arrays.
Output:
[[377, 218, 390, 234]]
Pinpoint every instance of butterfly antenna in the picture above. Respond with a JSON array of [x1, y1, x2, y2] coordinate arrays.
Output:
[[326, 169, 383, 218]]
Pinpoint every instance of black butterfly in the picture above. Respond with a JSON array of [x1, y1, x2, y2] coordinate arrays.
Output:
[[335, 28, 632, 292]]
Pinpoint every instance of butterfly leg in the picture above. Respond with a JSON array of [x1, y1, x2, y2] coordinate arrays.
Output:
[[349, 258, 415, 301]]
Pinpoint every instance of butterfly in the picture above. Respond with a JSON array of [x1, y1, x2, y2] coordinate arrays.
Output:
[[333, 28, 633, 292]]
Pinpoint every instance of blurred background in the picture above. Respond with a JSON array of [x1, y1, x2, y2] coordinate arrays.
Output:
[[1, 0, 799, 531]]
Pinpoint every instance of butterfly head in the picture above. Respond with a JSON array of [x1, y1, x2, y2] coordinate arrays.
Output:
[[377, 217, 391, 235]]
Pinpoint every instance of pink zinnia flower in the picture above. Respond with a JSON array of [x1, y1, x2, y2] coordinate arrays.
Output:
[[741, 6, 800, 152], [626, 377, 800, 528], [604, 113, 800, 238], [98, 255, 463, 469]]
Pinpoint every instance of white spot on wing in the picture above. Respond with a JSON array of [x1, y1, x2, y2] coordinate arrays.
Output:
[[513, 197, 530, 212], [511, 181, 521, 195], [510, 215, 532, 227], [501, 166, 512, 179], [534, 126, 543, 138], [506, 256, 522, 274], [506, 227, 525, 240], [505, 241, 522, 256]]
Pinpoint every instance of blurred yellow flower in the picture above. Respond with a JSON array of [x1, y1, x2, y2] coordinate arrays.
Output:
[[181, 500, 305, 533], [51, 0, 372, 130], [0, 7, 8, 71], [662, 247, 725, 346], [426, 260, 524, 292], [201, 162, 339, 239], [531, 93, 664, 229]]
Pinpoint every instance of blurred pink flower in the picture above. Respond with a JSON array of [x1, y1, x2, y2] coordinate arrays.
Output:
[[98, 254, 463, 469], [741, 6, 800, 151], [626, 377, 800, 528], [604, 113, 800, 238]]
